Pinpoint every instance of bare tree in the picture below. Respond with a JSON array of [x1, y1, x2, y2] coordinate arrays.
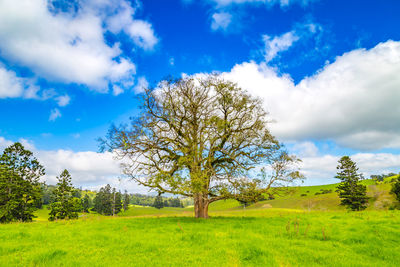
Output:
[[101, 75, 303, 218]]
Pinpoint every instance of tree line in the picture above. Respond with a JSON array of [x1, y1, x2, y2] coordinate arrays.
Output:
[[0, 142, 132, 222]]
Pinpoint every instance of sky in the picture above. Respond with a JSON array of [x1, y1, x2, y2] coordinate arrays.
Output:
[[1, 0, 400, 193]]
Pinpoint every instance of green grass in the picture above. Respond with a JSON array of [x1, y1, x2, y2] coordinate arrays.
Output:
[[1, 210, 400, 266], [1, 178, 399, 266]]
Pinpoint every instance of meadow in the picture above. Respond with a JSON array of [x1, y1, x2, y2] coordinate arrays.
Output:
[[1, 181, 400, 267]]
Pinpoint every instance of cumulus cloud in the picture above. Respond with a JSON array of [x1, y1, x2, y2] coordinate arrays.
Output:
[[300, 152, 400, 185], [209, 0, 314, 8], [55, 94, 71, 107], [0, 137, 13, 152], [0, 136, 149, 192], [133, 76, 149, 93], [0, 0, 157, 91], [224, 40, 400, 150], [200, 0, 315, 31], [36, 149, 120, 184], [0, 66, 24, 98], [289, 141, 319, 157], [36, 148, 149, 192], [211, 12, 233, 31], [263, 31, 299, 62], [112, 85, 124, 96], [102, 1, 158, 50], [49, 108, 62, 122]]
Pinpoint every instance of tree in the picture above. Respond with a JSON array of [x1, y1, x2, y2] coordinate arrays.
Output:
[[0, 142, 45, 223], [93, 184, 113, 215], [153, 194, 164, 209], [123, 190, 130, 211], [93, 184, 123, 216], [49, 169, 81, 221], [390, 176, 400, 202], [335, 156, 368, 211], [101, 75, 303, 218], [82, 194, 90, 213], [112, 189, 122, 215]]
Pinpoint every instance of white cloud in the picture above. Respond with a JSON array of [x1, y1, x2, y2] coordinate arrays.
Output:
[[209, 0, 313, 8], [300, 152, 400, 185], [211, 12, 233, 31], [49, 108, 62, 122], [55, 94, 71, 107], [0, 0, 158, 91], [112, 85, 124, 96], [124, 20, 158, 50], [0, 135, 149, 192], [0, 66, 24, 98], [261, 20, 322, 62], [224, 40, 400, 150], [289, 141, 319, 157], [133, 76, 149, 93], [103, 1, 158, 50], [36, 149, 120, 185], [0, 137, 13, 152], [263, 31, 299, 62]]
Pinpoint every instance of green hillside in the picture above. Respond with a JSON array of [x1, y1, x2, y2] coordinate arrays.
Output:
[[203, 178, 395, 213]]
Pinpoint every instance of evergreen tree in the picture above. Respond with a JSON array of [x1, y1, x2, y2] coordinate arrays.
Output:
[[390, 176, 400, 202], [123, 190, 130, 211], [112, 189, 122, 215], [0, 142, 45, 223], [335, 156, 368, 211], [93, 184, 123, 215], [93, 184, 113, 215], [82, 194, 90, 213], [153, 194, 164, 209], [49, 170, 81, 221]]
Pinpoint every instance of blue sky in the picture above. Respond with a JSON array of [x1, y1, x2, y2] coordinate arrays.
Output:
[[0, 0, 400, 192]]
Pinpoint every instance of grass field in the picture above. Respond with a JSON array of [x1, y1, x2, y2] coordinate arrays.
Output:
[[1, 180, 400, 266]]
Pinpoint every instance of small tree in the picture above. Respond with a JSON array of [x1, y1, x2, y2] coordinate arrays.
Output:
[[123, 190, 130, 211], [113, 190, 123, 215], [93, 184, 113, 215], [335, 156, 368, 211], [49, 170, 81, 221], [82, 194, 90, 213], [390, 176, 400, 202], [0, 142, 45, 223], [153, 193, 164, 209], [93, 184, 123, 215]]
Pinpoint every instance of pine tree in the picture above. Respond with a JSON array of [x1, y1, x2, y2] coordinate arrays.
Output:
[[123, 190, 130, 211], [114, 191, 123, 214], [94, 184, 113, 215], [153, 193, 164, 209], [93, 185, 123, 215], [335, 156, 368, 211], [0, 143, 45, 223], [82, 194, 90, 213], [49, 170, 81, 221]]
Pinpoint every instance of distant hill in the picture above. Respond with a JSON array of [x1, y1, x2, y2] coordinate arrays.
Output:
[[209, 177, 398, 212]]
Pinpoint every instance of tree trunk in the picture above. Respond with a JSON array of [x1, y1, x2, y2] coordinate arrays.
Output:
[[194, 193, 209, 218]]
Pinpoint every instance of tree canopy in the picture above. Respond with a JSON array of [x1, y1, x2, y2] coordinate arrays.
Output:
[[49, 169, 82, 221], [0, 142, 44, 223], [335, 156, 368, 211], [101, 75, 303, 218]]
